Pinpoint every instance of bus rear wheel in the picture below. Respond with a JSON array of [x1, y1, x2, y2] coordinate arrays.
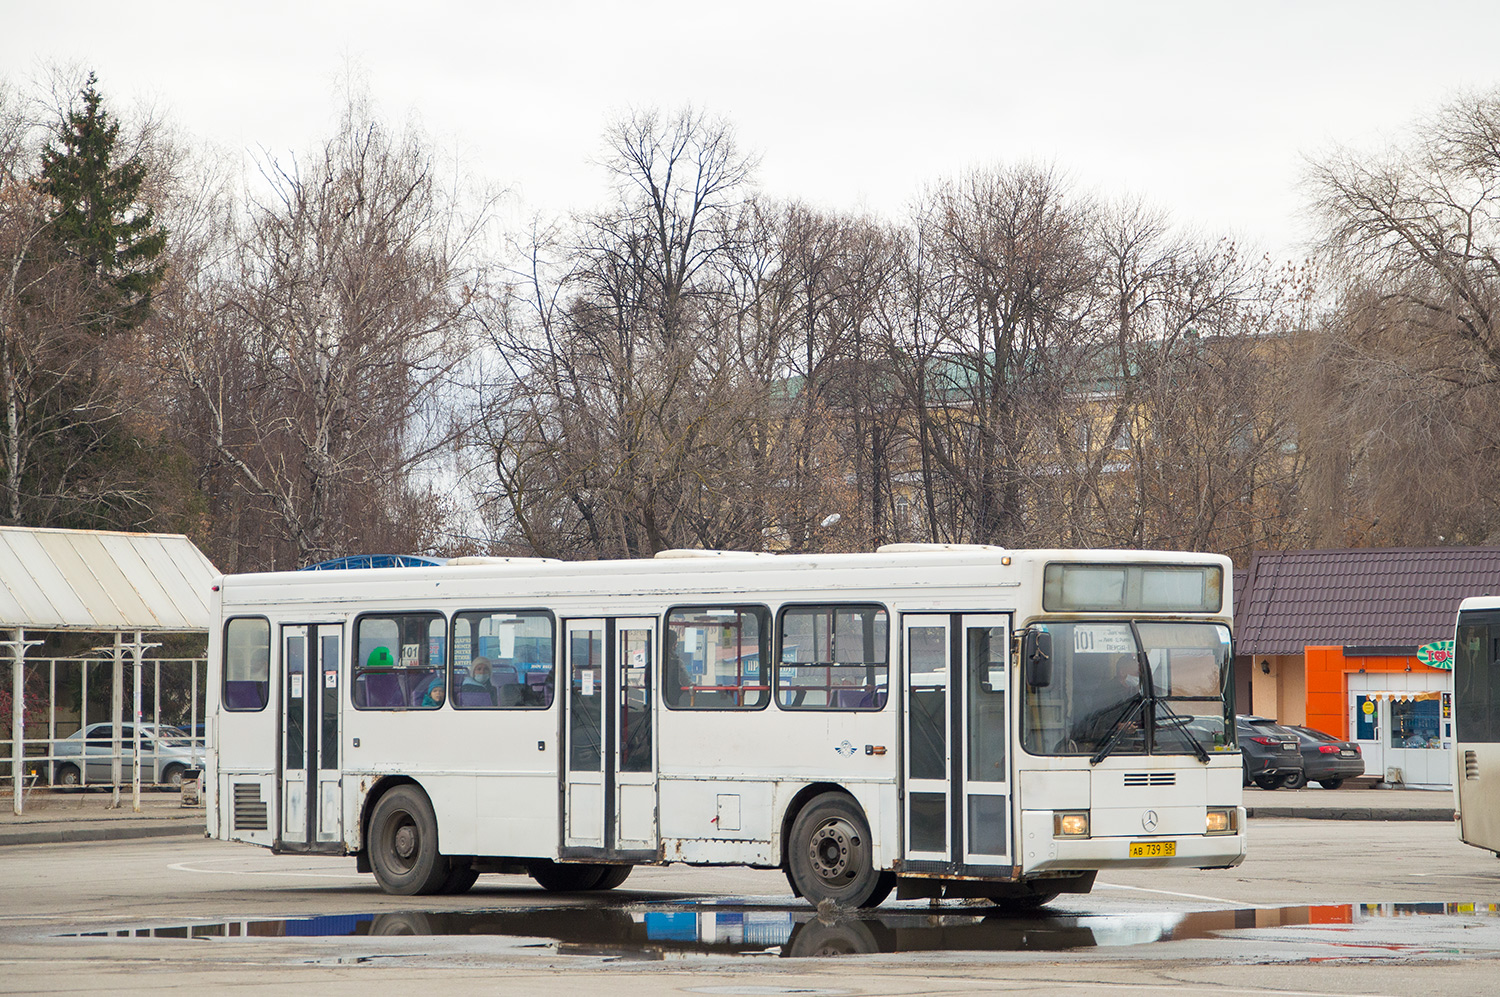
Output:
[[439, 861, 480, 894], [786, 793, 893, 908], [368, 786, 449, 896], [530, 860, 612, 891]]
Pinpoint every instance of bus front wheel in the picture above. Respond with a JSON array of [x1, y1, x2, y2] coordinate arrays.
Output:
[[368, 786, 449, 896], [786, 793, 893, 908]]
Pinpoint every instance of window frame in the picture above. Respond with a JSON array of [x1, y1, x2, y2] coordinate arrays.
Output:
[[774, 601, 891, 712], [661, 604, 773, 711], [351, 610, 449, 711], [448, 607, 558, 710], [222, 615, 271, 713]]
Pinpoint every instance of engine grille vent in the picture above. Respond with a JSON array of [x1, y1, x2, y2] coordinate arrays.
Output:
[[1466, 750, 1480, 781], [233, 782, 268, 830], [1124, 772, 1176, 787]]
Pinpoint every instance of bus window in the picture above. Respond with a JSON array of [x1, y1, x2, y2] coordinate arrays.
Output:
[[663, 606, 770, 709], [353, 613, 446, 709], [776, 604, 888, 710], [450, 611, 555, 709], [1456, 618, 1500, 742], [223, 617, 270, 711]]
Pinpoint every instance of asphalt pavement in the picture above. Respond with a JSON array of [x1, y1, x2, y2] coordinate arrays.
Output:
[[0, 779, 1457, 847]]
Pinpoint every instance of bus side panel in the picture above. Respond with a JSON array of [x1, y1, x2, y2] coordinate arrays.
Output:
[[341, 710, 474, 852], [1459, 743, 1500, 852], [659, 777, 775, 864], [472, 708, 559, 857], [657, 709, 898, 867], [213, 704, 279, 848]]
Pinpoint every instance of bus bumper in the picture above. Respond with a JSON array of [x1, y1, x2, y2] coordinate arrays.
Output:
[[1017, 808, 1247, 873]]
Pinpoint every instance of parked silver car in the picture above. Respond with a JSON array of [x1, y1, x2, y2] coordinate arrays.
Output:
[[52, 722, 202, 788]]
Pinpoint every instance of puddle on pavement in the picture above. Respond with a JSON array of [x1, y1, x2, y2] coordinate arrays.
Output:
[[66, 901, 1500, 959]]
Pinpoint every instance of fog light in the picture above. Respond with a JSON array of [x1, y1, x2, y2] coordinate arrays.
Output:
[[1054, 811, 1090, 838], [1206, 808, 1237, 834]]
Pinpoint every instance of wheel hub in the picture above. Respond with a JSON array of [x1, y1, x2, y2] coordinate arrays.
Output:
[[393, 823, 417, 860], [808, 820, 859, 881]]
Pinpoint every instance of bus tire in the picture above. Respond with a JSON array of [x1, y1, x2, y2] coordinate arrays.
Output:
[[989, 889, 1060, 912], [530, 860, 609, 891], [439, 861, 480, 894], [368, 785, 449, 896], [786, 793, 890, 908], [592, 865, 632, 890]]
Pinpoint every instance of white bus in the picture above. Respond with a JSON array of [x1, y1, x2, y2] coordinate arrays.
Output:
[[1454, 597, 1500, 854], [206, 545, 1244, 908]]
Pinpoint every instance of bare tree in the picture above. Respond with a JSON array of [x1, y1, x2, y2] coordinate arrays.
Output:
[[155, 91, 486, 567], [1303, 88, 1500, 544], [480, 109, 807, 558], [910, 164, 1098, 545]]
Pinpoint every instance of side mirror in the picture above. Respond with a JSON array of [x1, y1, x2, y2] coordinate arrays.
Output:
[[1023, 630, 1053, 688]]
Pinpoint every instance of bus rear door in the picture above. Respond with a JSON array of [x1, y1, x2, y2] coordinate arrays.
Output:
[[278, 623, 343, 853]]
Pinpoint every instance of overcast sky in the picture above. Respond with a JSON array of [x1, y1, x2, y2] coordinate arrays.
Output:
[[6, 2, 1498, 261]]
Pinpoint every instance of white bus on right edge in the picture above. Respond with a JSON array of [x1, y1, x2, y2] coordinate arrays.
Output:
[[1455, 597, 1500, 854]]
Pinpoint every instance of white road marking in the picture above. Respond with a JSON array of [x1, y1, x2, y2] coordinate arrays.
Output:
[[1095, 881, 1242, 904], [167, 859, 365, 879]]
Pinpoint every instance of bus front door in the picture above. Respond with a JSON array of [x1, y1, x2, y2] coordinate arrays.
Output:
[[279, 624, 343, 853], [563, 617, 658, 861], [902, 613, 1013, 873]]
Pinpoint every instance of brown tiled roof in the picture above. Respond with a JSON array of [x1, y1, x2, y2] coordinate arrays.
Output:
[[1236, 547, 1500, 654]]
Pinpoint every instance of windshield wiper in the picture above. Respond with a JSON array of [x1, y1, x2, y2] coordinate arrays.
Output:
[[1152, 698, 1211, 763], [1089, 696, 1148, 765]]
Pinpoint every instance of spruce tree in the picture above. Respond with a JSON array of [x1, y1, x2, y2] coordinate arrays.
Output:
[[35, 72, 167, 334]]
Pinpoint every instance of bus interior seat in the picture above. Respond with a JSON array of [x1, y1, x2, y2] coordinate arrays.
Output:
[[834, 688, 876, 709], [224, 680, 265, 710], [355, 673, 405, 708]]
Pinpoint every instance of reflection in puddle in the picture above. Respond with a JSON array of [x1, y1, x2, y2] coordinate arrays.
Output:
[[68, 902, 1500, 958]]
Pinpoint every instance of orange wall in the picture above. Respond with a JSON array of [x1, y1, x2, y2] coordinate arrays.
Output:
[[1303, 645, 1446, 738]]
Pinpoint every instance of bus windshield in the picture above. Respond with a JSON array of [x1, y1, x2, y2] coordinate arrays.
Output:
[[1022, 621, 1233, 757]]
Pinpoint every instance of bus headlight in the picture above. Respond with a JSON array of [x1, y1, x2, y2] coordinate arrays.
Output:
[[1053, 812, 1090, 838], [1206, 808, 1237, 834]]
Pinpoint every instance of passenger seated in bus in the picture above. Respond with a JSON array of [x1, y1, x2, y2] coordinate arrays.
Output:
[[419, 676, 446, 707], [459, 657, 498, 706]]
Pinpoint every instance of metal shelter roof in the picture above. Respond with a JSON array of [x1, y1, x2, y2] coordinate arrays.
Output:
[[1236, 546, 1500, 655], [0, 527, 218, 632]]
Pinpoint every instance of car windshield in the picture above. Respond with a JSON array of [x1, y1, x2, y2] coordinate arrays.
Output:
[[1022, 621, 1233, 757]]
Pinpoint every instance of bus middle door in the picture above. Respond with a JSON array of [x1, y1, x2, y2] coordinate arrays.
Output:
[[279, 623, 343, 853], [562, 617, 658, 861], [902, 613, 1013, 875]]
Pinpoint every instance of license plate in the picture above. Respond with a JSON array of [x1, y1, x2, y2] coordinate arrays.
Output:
[[1129, 840, 1176, 858], [1281, 743, 1296, 751], [1340, 750, 1356, 756]]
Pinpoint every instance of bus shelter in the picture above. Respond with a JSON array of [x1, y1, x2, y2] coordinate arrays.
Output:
[[0, 527, 218, 814]]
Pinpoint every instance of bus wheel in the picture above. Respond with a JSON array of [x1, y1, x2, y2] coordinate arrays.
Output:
[[787, 793, 891, 908], [989, 889, 1059, 913], [593, 865, 632, 890], [530, 860, 608, 891], [368, 786, 449, 895], [439, 861, 480, 895]]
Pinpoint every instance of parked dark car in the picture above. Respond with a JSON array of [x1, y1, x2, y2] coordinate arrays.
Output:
[[1235, 715, 1305, 790], [1281, 725, 1363, 789]]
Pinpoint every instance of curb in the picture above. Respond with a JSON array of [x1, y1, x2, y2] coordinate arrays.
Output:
[[0, 821, 204, 847], [1247, 807, 1454, 822]]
